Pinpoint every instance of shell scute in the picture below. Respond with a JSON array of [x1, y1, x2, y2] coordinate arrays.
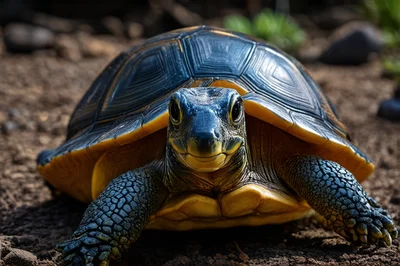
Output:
[[182, 29, 256, 77]]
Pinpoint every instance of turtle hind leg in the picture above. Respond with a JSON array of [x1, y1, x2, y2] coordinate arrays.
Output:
[[278, 156, 398, 246], [56, 166, 168, 266]]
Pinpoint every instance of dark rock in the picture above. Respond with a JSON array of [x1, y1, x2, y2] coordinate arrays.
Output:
[[3, 248, 38, 266], [1, 120, 20, 135], [3, 23, 55, 53], [319, 22, 382, 65], [377, 86, 400, 122]]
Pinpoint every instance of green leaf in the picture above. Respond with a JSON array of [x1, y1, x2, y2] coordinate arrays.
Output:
[[223, 8, 305, 52], [253, 9, 305, 52], [383, 58, 400, 83], [362, 0, 400, 46], [223, 15, 253, 35], [382, 30, 400, 47]]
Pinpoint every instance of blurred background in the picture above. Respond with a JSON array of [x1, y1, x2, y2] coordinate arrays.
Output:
[[0, 0, 399, 119], [1, 1, 400, 266]]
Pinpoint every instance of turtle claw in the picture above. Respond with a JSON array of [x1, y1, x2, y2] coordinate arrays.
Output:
[[382, 229, 392, 246], [355, 223, 368, 235], [56, 232, 114, 266], [370, 224, 383, 239], [359, 234, 368, 244], [100, 261, 110, 266], [391, 228, 398, 239], [335, 196, 398, 246]]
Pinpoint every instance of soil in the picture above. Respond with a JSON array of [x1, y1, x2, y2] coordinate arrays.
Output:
[[0, 37, 399, 266]]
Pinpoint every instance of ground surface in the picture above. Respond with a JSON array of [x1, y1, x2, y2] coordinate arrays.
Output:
[[0, 39, 399, 266]]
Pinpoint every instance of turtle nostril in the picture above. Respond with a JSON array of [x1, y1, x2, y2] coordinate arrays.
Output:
[[187, 130, 221, 156], [197, 134, 215, 153], [195, 132, 216, 154]]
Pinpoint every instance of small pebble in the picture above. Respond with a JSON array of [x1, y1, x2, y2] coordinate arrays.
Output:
[[3, 248, 38, 266], [377, 99, 400, 122], [4, 23, 55, 53], [1, 120, 19, 135], [78, 33, 120, 58], [126, 22, 144, 40], [102, 16, 125, 37], [54, 34, 82, 61], [8, 108, 22, 119]]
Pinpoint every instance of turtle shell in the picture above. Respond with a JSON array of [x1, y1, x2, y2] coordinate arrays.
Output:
[[38, 26, 373, 203]]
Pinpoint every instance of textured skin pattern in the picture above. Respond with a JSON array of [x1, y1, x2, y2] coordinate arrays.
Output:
[[38, 26, 364, 167], [282, 156, 398, 245], [56, 168, 168, 266]]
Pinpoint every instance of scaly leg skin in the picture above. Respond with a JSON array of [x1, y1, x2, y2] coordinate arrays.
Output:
[[56, 166, 168, 266], [279, 156, 398, 246]]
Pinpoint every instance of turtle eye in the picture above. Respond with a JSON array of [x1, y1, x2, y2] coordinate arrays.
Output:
[[169, 99, 181, 125], [230, 97, 243, 124]]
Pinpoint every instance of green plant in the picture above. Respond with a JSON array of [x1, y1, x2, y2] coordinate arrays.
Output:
[[362, 0, 400, 47], [223, 9, 305, 53], [383, 58, 400, 82]]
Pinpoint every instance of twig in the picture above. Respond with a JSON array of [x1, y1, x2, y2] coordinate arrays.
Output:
[[234, 241, 249, 263]]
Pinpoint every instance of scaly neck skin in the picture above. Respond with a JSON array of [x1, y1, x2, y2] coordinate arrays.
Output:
[[164, 142, 250, 197]]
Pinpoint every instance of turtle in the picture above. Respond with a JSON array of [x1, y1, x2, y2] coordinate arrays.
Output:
[[37, 26, 398, 265]]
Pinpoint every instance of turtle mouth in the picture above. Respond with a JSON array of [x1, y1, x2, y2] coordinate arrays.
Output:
[[179, 153, 227, 172]]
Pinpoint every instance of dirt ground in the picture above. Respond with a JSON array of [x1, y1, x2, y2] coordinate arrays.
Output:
[[0, 37, 399, 266]]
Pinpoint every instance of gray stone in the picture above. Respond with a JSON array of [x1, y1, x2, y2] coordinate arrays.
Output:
[[1, 120, 19, 135], [3, 248, 38, 266], [319, 22, 382, 65], [3, 23, 55, 53]]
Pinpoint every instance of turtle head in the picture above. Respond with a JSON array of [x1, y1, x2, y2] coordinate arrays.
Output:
[[167, 87, 247, 172]]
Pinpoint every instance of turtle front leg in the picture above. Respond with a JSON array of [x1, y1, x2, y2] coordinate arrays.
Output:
[[278, 156, 398, 245], [56, 166, 168, 266]]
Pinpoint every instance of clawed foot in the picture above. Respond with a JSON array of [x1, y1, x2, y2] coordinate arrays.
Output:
[[330, 196, 398, 246], [56, 226, 121, 266], [55, 168, 167, 265]]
